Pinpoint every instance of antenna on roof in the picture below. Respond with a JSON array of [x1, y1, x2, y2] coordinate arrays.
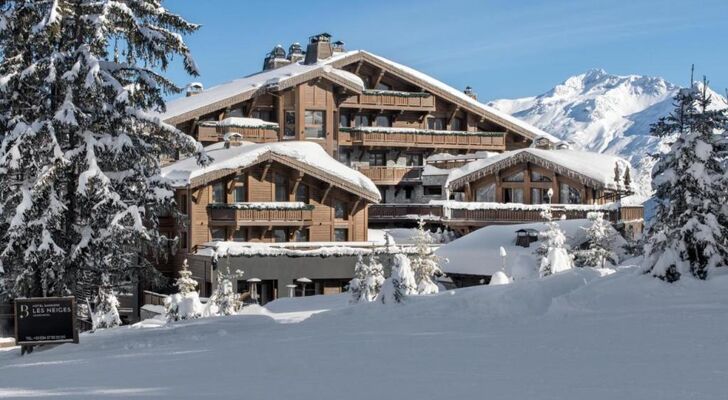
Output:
[[690, 64, 694, 86]]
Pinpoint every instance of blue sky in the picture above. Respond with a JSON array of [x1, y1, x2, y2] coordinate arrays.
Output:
[[164, 0, 728, 101]]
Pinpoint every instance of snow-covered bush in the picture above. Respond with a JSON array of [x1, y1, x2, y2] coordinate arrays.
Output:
[[410, 219, 445, 294], [643, 82, 728, 282], [575, 212, 619, 268], [92, 279, 121, 330], [166, 260, 203, 321], [206, 263, 244, 316], [536, 209, 574, 277], [489, 271, 511, 285], [379, 254, 417, 304], [350, 252, 386, 303]]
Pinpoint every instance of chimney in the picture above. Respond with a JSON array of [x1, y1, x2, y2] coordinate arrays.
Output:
[[186, 82, 204, 97], [263, 44, 291, 71], [224, 132, 244, 148], [332, 40, 345, 53], [287, 42, 305, 63], [464, 86, 477, 100], [534, 136, 553, 150], [304, 33, 333, 64]]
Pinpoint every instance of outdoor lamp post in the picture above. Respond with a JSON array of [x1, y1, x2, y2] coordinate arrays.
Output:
[[296, 277, 312, 297], [286, 284, 298, 298]]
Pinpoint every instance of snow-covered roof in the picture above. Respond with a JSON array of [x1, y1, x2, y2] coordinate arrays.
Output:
[[161, 141, 381, 202], [446, 148, 632, 191], [427, 151, 495, 163], [160, 51, 364, 124], [200, 117, 279, 129], [436, 219, 625, 277]]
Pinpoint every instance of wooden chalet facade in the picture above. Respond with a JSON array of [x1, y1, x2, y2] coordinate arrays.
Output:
[[158, 139, 380, 277], [160, 33, 556, 219]]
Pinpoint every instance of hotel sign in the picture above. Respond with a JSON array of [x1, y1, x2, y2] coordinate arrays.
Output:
[[15, 297, 79, 346]]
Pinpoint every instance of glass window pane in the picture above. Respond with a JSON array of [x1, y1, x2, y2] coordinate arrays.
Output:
[[375, 115, 390, 127], [339, 114, 349, 127], [211, 227, 226, 241], [513, 188, 524, 203], [294, 229, 309, 242], [275, 175, 288, 202], [560, 183, 581, 204], [272, 229, 288, 243], [334, 200, 347, 219], [233, 228, 247, 242], [296, 184, 309, 203], [451, 117, 462, 131], [334, 228, 348, 242], [284, 111, 296, 137], [354, 115, 369, 127], [375, 82, 390, 90], [476, 183, 496, 202], [212, 183, 225, 204], [503, 171, 525, 182]]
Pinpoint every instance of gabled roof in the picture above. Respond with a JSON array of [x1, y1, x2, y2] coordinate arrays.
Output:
[[446, 148, 631, 191], [161, 50, 556, 143], [161, 141, 381, 203]]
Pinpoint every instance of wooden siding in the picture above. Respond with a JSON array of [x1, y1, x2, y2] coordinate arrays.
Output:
[[354, 166, 423, 185], [340, 92, 436, 111], [338, 129, 507, 151]]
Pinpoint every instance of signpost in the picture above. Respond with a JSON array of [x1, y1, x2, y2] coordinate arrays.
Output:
[[14, 297, 79, 355]]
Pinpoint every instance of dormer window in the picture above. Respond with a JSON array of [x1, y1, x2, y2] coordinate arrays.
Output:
[[427, 118, 445, 130], [211, 182, 225, 204], [451, 117, 463, 131], [503, 171, 525, 182]]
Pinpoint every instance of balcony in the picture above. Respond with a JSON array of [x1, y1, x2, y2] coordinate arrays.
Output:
[[339, 127, 506, 151], [355, 166, 423, 185], [341, 90, 435, 112], [368, 204, 444, 222], [446, 207, 621, 227], [208, 203, 314, 226], [197, 123, 279, 143]]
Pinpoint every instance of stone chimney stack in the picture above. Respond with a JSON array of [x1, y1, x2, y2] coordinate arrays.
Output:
[[332, 40, 345, 53], [287, 42, 305, 63], [304, 33, 333, 64], [186, 82, 204, 97], [464, 86, 477, 100], [263, 44, 291, 71]]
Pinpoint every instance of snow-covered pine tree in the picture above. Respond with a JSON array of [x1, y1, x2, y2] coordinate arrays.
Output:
[[206, 261, 244, 316], [536, 209, 574, 277], [409, 219, 443, 294], [165, 259, 203, 321], [361, 251, 385, 302], [348, 254, 366, 303], [643, 79, 728, 282], [379, 253, 417, 304], [92, 274, 121, 330], [0, 1, 207, 301], [576, 212, 619, 268]]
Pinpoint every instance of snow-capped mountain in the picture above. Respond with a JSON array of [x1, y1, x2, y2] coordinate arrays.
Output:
[[488, 69, 727, 201]]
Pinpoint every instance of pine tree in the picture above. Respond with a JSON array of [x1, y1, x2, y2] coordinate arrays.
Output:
[[379, 253, 417, 304], [576, 212, 619, 268], [206, 260, 244, 316], [348, 254, 366, 303], [350, 251, 385, 303], [165, 259, 202, 321], [536, 209, 574, 277], [643, 79, 728, 282], [409, 219, 444, 294], [91, 275, 121, 330], [0, 1, 207, 301]]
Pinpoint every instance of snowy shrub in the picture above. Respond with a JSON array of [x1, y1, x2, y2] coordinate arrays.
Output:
[[206, 263, 244, 316], [643, 82, 728, 282], [537, 209, 574, 277], [379, 254, 417, 304], [166, 260, 203, 321], [349, 255, 367, 303], [350, 252, 385, 303], [92, 280, 121, 330], [489, 271, 511, 285], [575, 212, 619, 268], [410, 219, 445, 294]]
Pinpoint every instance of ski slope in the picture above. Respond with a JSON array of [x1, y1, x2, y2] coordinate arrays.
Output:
[[1, 267, 728, 399]]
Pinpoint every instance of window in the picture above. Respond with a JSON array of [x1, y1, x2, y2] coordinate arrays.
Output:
[[503, 188, 524, 203], [272, 228, 288, 243], [374, 115, 391, 127], [180, 232, 188, 249], [334, 200, 347, 219], [339, 113, 349, 128], [295, 184, 309, 204], [338, 150, 351, 166], [274, 174, 289, 202], [251, 109, 273, 122], [293, 229, 309, 242], [427, 118, 445, 130], [405, 153, 423, 166], [304, 110, 325, 138], [284, 111, 296, 137], [503, 171, 525, 182], [334, 228, 348, 242], [451, 117, 463, 131], [233, 175, 246, 202], [361, 76, 371, 89], [423, 186, 442, 196], [211, 227, 226, 241], [404, 187, 413, 200], [531, 171, 552, 182], [212, 182, 225, 204], [233, 228, 247, 242], [375, 82, 390, 90], [178, 194, 187, 214], [353, 114, 369, 127], [475, 183, 496, 202], [369, 152, 386, 166], [560, 183, 582, 204], [531, 188, 551, 204]]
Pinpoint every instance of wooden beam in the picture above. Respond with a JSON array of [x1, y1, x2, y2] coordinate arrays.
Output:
[[354, 61, 363, 75], [321, 182, 333, 203], [247, 96, 260, 117], [372, 68, 385, 89], [261, 160, 273, 181]]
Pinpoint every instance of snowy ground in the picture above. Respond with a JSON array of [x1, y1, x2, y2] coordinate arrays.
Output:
[[1, 267, 728, 399]]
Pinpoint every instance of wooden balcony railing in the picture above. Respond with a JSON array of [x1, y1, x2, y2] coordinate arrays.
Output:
[[355, 166, 423, 185], [341, 91, 435, 111], [208, 205, 314, 226], [447, 208, 621, 225], [197, 125, 279, 143], [339, 128, 506, 151], [368, 204, 444, 221]]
